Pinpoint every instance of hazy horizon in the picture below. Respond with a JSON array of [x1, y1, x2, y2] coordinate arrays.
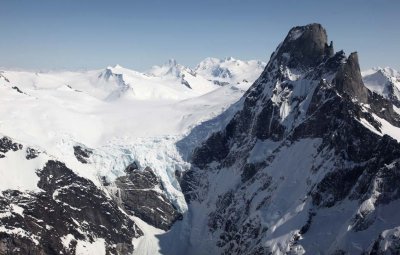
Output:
[[1, 0, 399, 71]]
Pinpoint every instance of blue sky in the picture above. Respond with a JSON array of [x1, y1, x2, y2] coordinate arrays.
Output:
[[0, 0, 399, 71]]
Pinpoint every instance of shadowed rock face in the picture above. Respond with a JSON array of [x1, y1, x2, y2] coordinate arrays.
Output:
[[271, 23, 333, 70], [0, 137, 22, 154], [180, 23, 400, 254], [73, 145, 93, 164], [114, 166, 182, 231], [334, 52, 369, 103]]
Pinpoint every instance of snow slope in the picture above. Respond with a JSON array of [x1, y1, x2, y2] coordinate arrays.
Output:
[[194, 57, 266, 86], [0, 59, 259, 214], [362, 67, 400, 106], [0, 56, 268, 255], [0, 60, 261, 254]]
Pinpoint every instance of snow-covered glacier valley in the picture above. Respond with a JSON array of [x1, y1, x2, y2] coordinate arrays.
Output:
[[0, 58, 266, 254]]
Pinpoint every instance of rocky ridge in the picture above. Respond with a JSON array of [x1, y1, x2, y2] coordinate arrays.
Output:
[[180, 23, 400, 254]]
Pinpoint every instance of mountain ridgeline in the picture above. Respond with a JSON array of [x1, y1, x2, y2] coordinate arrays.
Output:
[[180, 23, 400, 254]]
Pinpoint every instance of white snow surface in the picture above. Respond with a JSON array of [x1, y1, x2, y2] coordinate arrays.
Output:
[[362, 67, 400, 99], [358, 107, 400, 142], [0, 146, 49, 192], [75, 238, 106, 255], [131, 216, 165, 255], [0, 59, 259, 212], [194, 57, 266, 86]]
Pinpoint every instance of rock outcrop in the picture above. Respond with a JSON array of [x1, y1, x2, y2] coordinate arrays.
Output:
[[114, 166, 182, 230], [0, 138, 142, 255]]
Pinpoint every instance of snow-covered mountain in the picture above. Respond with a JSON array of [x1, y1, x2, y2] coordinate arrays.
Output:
[[147, 59, 192, 78], [1, 23, 400, 255], [147, 59, 219, 94], [0, 57, 263, 254], [195, 57, 266, 86], [0, 58, 266, 103], [362, 67, 400, 107], [147, 57, 266, 93], [172, 23, 400, 254]]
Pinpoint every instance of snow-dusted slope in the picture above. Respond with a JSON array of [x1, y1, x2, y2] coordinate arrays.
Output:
[[147, 59, 219, 94], [194, 57, 266, 86], [362, 67, 400, 107], [0, 57, 258, 254], [0, 65, 249, 208]]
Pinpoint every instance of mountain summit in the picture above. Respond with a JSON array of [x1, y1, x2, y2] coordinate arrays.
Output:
[[269, 23, 333, 70], [178, 23, 400, 254]]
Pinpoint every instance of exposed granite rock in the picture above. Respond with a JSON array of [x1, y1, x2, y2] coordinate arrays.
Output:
[[0, 72, 10, 83], [367, 227, 400, 255], [11, 86, 24, 94], [334, 52, 369, 103], [125, 161, 139, 173], [368, 91, 400, 126], [73, 145, 93, 164], [271, 23, 332, 70], [25, 147, 40, 160], [213, 80, 230, 86], [114, 166, 182, 230], [0, 137, 23, 154], [181, 75, 192, 89], [0, 160, 142, 255], [192, 132, 230, 168], [0, 233, 46, 255]]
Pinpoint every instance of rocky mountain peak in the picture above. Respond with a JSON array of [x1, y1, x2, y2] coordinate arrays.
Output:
[[270, 23, 333, 70], [147, 59, 192, 78], [182, 23, 400, 255], [166, 58, 178, 67], [333, 51, 369, 103]]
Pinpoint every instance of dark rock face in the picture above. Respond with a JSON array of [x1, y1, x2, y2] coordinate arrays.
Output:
[[0, 137, 23, 154], [0, 72, 10, 83], [0, 137, 40, 160], [114, 166, 182, 231], [73, 145, 93, 164], [213, 80, 230, 86], [192, 132, 230, 168], [0, 159, 142, 255], [11, 86, 24, 94], [0, 136, 182, 254], [312, 135, 400, 208], [368, 91, 400, 126], [26, 147, 40, 160], [125, 161, 139, 173], [181, 75, 192, 89], [334, 52, 369, 103], [367, 227, 400, 255], [179, 23, 400, 254], [271, 23, 332, 70]]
